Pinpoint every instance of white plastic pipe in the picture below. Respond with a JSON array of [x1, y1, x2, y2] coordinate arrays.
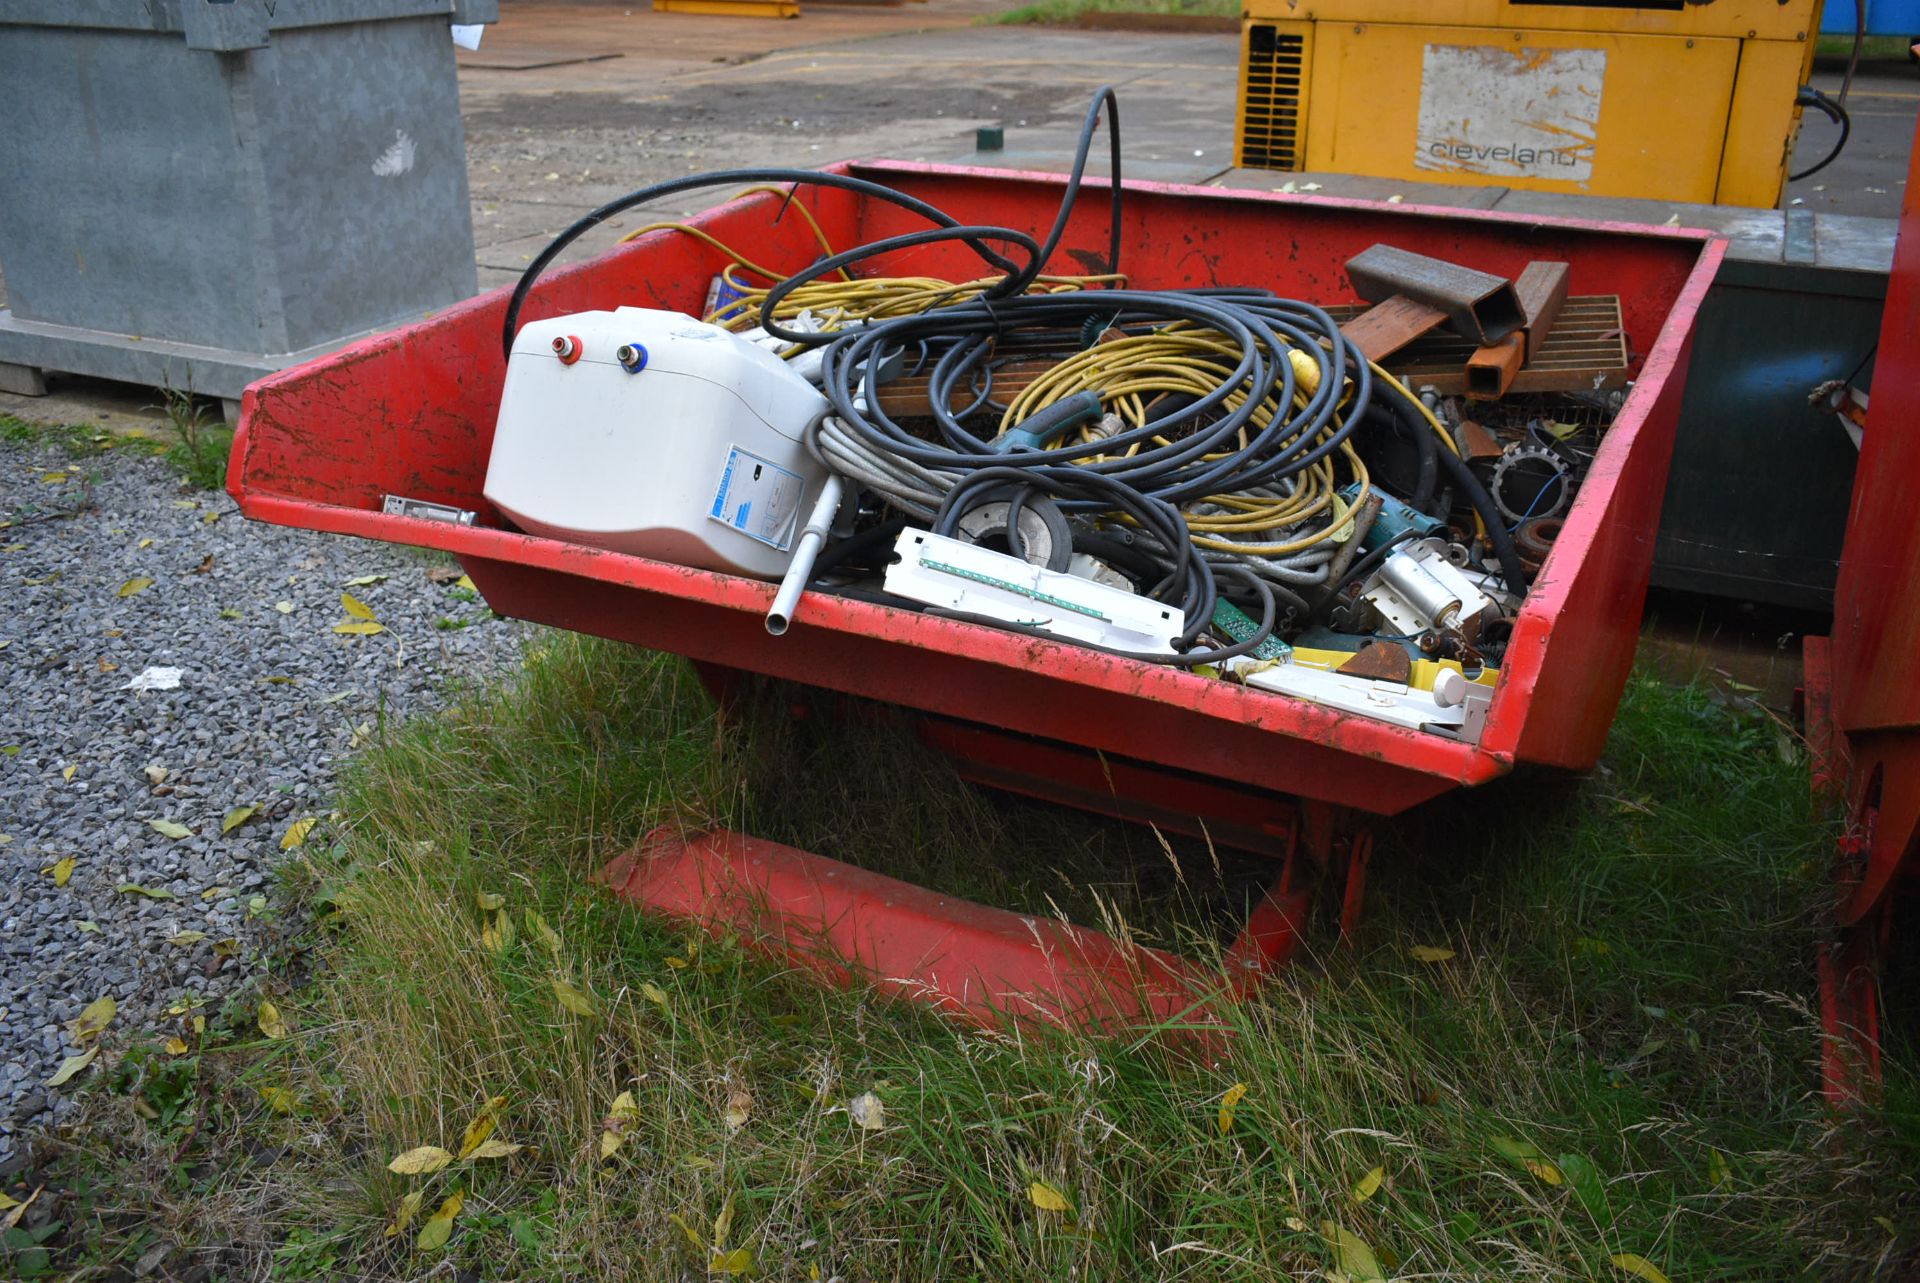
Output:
[[765, 473, 844, 636]]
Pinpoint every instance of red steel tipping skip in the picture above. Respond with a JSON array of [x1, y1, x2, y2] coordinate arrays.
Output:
[[226, 162, 1722, 1033]]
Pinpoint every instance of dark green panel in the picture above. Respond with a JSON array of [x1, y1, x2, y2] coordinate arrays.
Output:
[[1651, 260, 1877, 611]]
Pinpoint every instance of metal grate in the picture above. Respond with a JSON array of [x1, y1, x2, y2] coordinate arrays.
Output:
[[1327, 295, 1632, 395], [1240, 24, 1306, 172]]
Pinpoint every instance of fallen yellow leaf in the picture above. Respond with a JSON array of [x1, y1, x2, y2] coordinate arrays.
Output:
[[416, 1190, 463, 1252], [711, 1248, 753, 1275], [280, 817, 317, 850], [0, 1187, 39, 1232], [70, 995, 117, 1042], [1409, 945, 1456, 963], [469, 1138, 523, 1160], [524, 907, 561, 953], [62, 764, 76, 782], [169, 930, 206, 946], [258, 1084, 297, 1114], [641, 981, 668, 1007], [1321, 1221, 1386, 1282], [552, 978, 597, 1017], [1028, 1181, 1070, 1213], [1611, 1253, 1673, 1283], [148, 819, 192, 840], [457, 1100, 501, 1159], [161, 1037, 190, 1056], [669, 1212, 708, 1256], [257, 1000, 289, 1040], [117, 576, 154, 597], [221, 804, 257, 834], [340, 591, 377, 621], [46, 1046, 98, 1087], [455, 574, 476, 591], [600, 1087, 642, 1160], [476, 891, 505, 911], [1707, 1147, 1731, 1187], [332, 619, 386, 636], [46, 857, 75, 887], [723, 1088, 753, 1131], [1524, 1158, 1564, 1186], [116, 882, 176, 899], [479, 910, 516, 954], [384, 1190, 425, 1239], [1352, 1165, 1385, 1204], [1217, 1081, 1248, 1136], [388, 1146, 455, 1175]]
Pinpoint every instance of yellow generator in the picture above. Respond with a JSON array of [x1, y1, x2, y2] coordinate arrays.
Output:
[[1235, 0, 1825, 207]]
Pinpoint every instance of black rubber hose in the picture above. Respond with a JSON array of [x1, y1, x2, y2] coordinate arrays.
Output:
[[1409, 404, 1439, 514], [1024, 85, 1125, 289], [498, 167, 1027, 359], [809, 518, 909, 580], [1791, 85, 1852, 182], [1365, 384, 1525, 594], [1426, 423, 1529, 595]]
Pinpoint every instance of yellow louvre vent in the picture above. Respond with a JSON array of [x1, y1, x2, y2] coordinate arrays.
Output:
[[1238, 24, 1308, 171]]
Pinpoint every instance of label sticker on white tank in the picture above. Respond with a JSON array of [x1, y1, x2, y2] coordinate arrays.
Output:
[[709, 446, 804, 551]]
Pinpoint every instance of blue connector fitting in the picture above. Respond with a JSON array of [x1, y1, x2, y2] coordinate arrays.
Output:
[[1339, 482, 1443, 551], [990, 390, 1104, 453], [615, 343, 649, 373]]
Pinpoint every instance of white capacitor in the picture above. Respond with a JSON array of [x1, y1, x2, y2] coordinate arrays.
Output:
[[483, 307, 830, 580]]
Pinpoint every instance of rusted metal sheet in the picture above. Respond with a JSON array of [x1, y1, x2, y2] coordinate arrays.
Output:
[[1346, 243, 1523, 344], [1467, 260, 1571, 398], [1339, 294, 1450, 362], [1513, 260, 1573, 353]]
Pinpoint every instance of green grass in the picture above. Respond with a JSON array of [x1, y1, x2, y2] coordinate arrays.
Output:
[[0, 413, 164, 461], [13, 636, 1918, 1280], [982, 0, 1235, 27], [159, 390, 233, 491], [1816, 34, 1918, 59]]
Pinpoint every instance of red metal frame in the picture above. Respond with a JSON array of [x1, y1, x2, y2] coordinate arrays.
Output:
[[1804, 115, 1920, 1103], [600, 826, 1309, 1032], [228, 163, 1722, 1030]]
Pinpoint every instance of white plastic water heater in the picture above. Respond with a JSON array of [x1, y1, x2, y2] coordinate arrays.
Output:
[[483, 307, 831, 580]]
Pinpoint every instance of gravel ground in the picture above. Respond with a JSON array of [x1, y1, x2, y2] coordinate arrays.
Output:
[[0, 436, 525, 1161]]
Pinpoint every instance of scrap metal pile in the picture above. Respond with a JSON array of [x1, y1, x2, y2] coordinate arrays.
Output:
[[492, 89, 1624, 744]]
